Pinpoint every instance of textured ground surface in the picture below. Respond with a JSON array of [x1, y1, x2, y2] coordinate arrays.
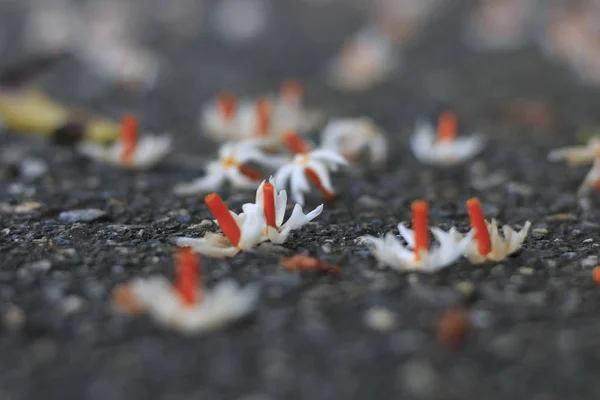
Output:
[[2, 2, 600, 399]]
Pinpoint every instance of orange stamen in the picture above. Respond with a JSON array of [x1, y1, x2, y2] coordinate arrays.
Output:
[[466, 198, 492, 256], [436, 112, 457, 142], [217, 92, 237, 120], [120, 114, 138, 164], [175, 247, 200, 306], [593, 266, 600, 284], [280, 80, 304, 104], [204, 193, 241, 246], [412, 200, 429, 261], [255, 97, 271, 137], [305, 168, 335, 201], [239, 164, 263, 181], [263, 182, 277, 228], [283, 131, 310, 154]]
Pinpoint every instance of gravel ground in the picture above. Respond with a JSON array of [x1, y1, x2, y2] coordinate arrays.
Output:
[[2, 2, 600, 399]]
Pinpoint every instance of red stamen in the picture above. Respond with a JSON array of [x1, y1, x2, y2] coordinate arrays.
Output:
[[280, 80, 304, 104], [175, 247, 200, 306], [217, 92, 237, 120], [239, 164, 263, 181], [436, 112, 457, 142], [466, 198, 492, 256], [412, 200, 429, 261], [305, 168, 335, 201], [283, 131, 310, 154], [255, 97, 271, 137], [204, 193, 241, 246], [120, 114, 138, 164], [263, 182, 277, 228]]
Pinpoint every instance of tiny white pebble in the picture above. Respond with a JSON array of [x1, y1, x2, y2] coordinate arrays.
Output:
[[581, 256, 598, 268], [4, 304, 25, 332], [533, 228, 548, 235], [583, 238, 594, 244], [364, 308, 396, 332], [518, 267, 534, 276]]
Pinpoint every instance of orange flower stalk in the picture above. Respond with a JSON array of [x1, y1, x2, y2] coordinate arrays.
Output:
[[175, 247, 200, 306], [263, 182, 277, 228], [466, 198, 492, 257], [412, 200, 429, 261], [283, 131, 310, 154], [205, 193, 241, 246], [280, 80, 304, 104], [281, 255, 341, 274], [305, 168, 335, 200], [217, 92, 237, 120], [120, 113, 138, 164], [436, 112, 457, 142], [255, 97, 271, 137]]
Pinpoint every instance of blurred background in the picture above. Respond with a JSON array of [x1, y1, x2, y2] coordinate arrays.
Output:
[[2, 0, 600, 145]]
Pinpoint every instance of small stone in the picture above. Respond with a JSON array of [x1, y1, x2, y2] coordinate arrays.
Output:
[[3, 304, 25, 332], [581, 256, 598, 268], [200, 219, 213, 227], [532, 228, 548, 235], [469, 309, 494, 328], [0, 201, 44, 214], [364, 308, 396, 332], [518, 267, 534, 276], [321, 243, 332, 253], [59, 209, 107, 223], [583, 238, 594, 244], [23, 259, 52, 272], [397, 359, 439, 398], [356, 195, 384, 209], [455, 281, 475, 297], [20, 158, 48, 180], [60, 295, 84, 315]]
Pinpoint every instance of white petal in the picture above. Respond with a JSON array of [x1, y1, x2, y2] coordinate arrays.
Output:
[[175, 237, 240, 258], [397, 223, 415, 248]]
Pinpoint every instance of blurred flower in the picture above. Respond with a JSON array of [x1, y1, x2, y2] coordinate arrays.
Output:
[[548, 137, 600, 166], [411, 112, 485, 166]]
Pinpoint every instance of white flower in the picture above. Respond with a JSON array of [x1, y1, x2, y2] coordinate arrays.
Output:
[[411, 113, 485, 166], [362, 201, 473, 273], [78, 114, 171, 170], [117, 249, 258, 335], [451, 198, 530, 264], [269, 80, 323, 139], [577, 152, 600, 197], [247, 178, 323, 244], [176, 193, 265, 258], [320, 117, 387, 167], [200, 92, 240, 141], [326, 26, 400, 91], [274, 133, 347, 205], [548, 137, 600, 166], [174, 140, 283, 195]]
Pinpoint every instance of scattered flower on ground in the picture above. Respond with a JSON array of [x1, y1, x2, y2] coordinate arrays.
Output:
[[275, 132, 347, 205], [577, 149, 600, 197], [451, 197, 530, 264], [320, 117, 387, 167], [176, 193, 265, 258], [362, 200, 473, 273], [326, 25, 399, 91], [411, 112, 485, 166], [78, 114, 172, 170], [112, 247, 258, 334], [548, 137, 600, 166], [245, 178, 323, 244], [174, 140, 283, 195]]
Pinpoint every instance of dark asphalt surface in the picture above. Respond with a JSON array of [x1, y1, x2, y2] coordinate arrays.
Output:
[[1, 1, 600, 399]]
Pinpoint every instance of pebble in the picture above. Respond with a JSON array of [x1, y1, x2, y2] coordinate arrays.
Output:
[[59, 209, 107, 223], [60, 295, 84, 315], [518, 267, 534, 275], [581, 256, 598, 268], [532, 228, 548, 235], [455, 281, 475, 297], [3, 304, 25, 332], [0, 201, 44, 214], [397, 359, 439, 398], [356, 195, 384, 209], [20, 158, 48, 180], [23, 259, 52, 272], [364, 308, 396, 332]]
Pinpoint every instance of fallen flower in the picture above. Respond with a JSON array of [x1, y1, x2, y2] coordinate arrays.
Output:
[[200, 91, 239, 141], [326, 25, 400, 91], [78, 114, 172, 170], [362, 200, 473, 273], [452, 198, 530, 264], [577, 149, 600, 197], [280, 255, 341, 274], [249, 178, 323, 244], [113, 247, 258, 334], [174, 140, 283, 195], [320, 117, 387, 167], [275, 131, 347, 205], [411, 112, 485, 166], [548, 137, 600, 166], [176, 193, 264, 258]]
